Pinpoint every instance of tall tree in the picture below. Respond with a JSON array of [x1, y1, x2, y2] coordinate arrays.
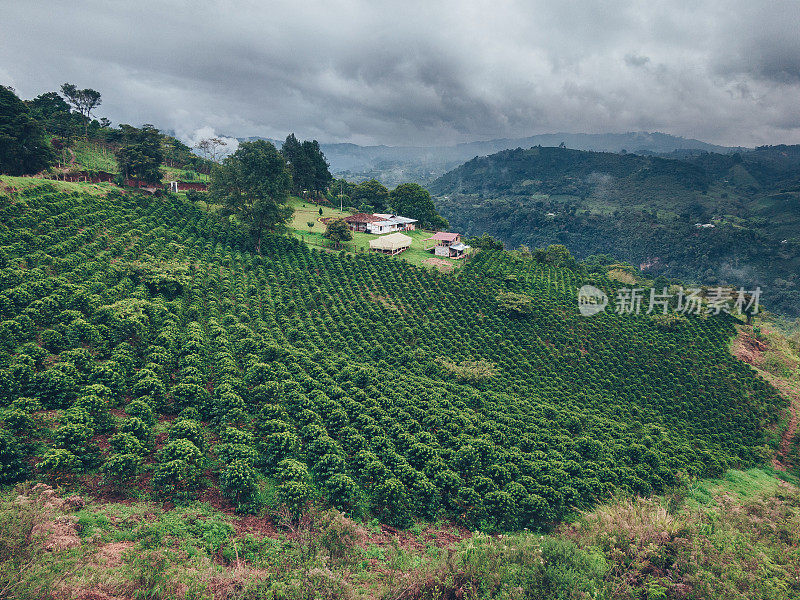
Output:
[[60, 83, 102, 138], [351, 179, 390, 212], [302, 139, 332, 192], [196, 138, 227, 165], [281, 134, 332, 194], [389, 183, 448, 230], [0, 86, 54, 175], [26, 92, 81, 146], [209, 140, 293, 253], [114, 124, 164, 183]]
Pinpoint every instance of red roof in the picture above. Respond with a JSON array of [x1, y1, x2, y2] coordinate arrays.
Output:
[[344, 213, 383, 223], [425, 232, 461, 242]]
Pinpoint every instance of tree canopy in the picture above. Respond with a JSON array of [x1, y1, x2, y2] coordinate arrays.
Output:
[[323, 217, 353, 246], [60, 83, 102, 138], [281, 134, 332, 194], [389, 183, 448, 230], [351, 179, 390, 212], [115, 124, 164, 183], [26, 92, 81, 145], [0, 86, 54, 175], [210, 139, 293, 253]]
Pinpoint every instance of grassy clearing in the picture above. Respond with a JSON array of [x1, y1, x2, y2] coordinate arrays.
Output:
[[731, 322, 800, 472], [70, 140, 118, 173], [287, 197, 469, 270], [161, 165, 210, 183], [0, 175, 117, 196], [683, 467, 798, 510]]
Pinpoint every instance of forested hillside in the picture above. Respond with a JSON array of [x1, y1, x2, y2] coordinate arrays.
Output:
[[0, 179, 789, 533], [430, 145, 800, 316]]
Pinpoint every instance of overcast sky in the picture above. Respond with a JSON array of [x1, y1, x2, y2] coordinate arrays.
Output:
[[2, 0, 799, 147]]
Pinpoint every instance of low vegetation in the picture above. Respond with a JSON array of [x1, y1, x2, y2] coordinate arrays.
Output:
[[0, 469, 796, 599]]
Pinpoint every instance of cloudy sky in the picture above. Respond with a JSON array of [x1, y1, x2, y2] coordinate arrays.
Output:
[[1, 0, 799, 147]]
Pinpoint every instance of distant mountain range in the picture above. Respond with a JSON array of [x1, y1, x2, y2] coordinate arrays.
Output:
[[239, 132, 747, 186], [429, 144, 800, 316]]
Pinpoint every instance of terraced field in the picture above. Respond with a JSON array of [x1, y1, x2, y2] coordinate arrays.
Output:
[[0, 180, 787, 530]]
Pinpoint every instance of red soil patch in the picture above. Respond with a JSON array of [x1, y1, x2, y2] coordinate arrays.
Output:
[[732, 328, 799, 471], [234, 514, 280, 538], [96, 541, 135, 567], [358, 522, 471, 556]]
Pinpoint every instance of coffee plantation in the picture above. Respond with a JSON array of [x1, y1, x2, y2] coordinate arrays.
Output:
[[0, 182, 786, 531]]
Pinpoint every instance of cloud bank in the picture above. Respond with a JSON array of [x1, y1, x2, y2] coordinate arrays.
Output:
[[1, 0, 799, 146]]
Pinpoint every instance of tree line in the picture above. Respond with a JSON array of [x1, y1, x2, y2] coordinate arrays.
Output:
[[1, 82, 450, 256]]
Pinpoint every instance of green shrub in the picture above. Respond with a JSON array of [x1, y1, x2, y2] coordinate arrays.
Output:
[[109, 432, 147, 456], [276, 480, 315, 519], [36, 448, 80, 481], [125, 399, 156, 426], [120, 417, 154, 449], [372, 477, 412, 529], [169, 419, 206, 451], [0, 430, 27, 483], [101, 453, 142, 486], [152, 459, 201, 499], [219, 459, 260, 510], [324, 473, 362, 515]]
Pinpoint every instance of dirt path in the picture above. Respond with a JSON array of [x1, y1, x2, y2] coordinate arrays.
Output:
[[731, 327, 800, 470]]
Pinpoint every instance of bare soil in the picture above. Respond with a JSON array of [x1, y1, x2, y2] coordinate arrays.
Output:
[[731, 327, 799, 470]]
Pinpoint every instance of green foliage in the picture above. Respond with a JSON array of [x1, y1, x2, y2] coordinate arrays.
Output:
[[281, 134, 332, 193], [109, 432, 147, 456], [0, 430, 27, 483], [389, 182, 448, 230], [496, 291, 535, 317], [431, 144, 800, 317], [0, 86, 54, 175], [36, 448, 80, 480], [467, 233, 505, 251], [126, 399, 156, 427], [351, 179, 390, 212], [372, 477, 412, 529], [219, 459, 260, 510], [398, 533, 607, 599], [0, 182, 788, 533], [101, 452, 142, 485], [323, 217, 353, 245], [210, 139, 293, 252], [115, 124, 164, 183]]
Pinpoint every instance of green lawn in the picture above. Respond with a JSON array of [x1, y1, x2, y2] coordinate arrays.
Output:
[[287, 197, 469, 270], [161, 165, 210, 183], [683, 467, 799, 511], [0, 175, 117, 196]]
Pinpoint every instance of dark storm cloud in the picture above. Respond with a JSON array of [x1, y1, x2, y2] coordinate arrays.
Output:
[[1, 0, 799, 146]]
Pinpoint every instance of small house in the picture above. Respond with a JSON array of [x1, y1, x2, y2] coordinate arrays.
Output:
[[425, 232, 470, 259], [368, 214, 418, 234], [369, 232, 412, 256], [424, 232, 461, 250], [345, 213, 383, 232]]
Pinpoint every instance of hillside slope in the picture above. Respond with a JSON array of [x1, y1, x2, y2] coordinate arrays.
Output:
[[0, 179, 789, 533], [430, 145, 800, 316]]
